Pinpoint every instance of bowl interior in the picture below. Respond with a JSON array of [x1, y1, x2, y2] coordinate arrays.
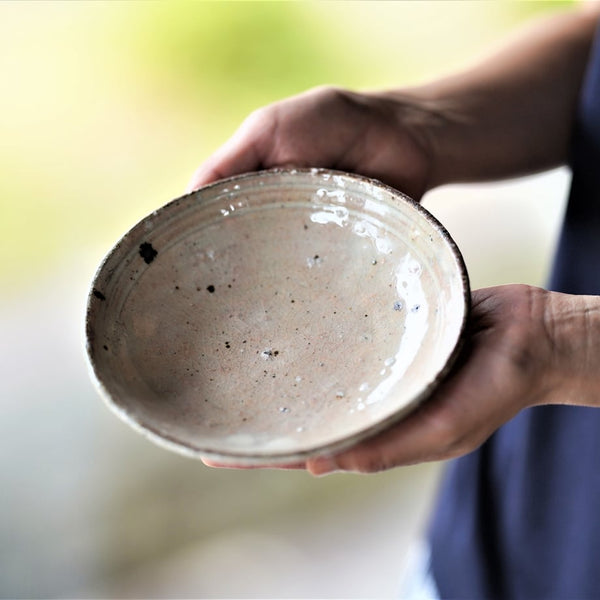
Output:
[[86, 169, 469, 463]]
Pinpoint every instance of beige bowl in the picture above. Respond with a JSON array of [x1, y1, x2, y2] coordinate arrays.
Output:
[[86, 169, 469, 465]]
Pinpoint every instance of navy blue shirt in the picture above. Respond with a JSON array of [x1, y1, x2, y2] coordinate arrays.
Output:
[[429, 25, 600, 600]]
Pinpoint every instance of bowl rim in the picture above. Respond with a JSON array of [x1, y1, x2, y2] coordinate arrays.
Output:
[[85, 167, 471, 465]]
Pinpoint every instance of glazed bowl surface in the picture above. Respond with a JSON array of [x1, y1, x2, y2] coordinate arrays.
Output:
[[86, 169, 470, 464]]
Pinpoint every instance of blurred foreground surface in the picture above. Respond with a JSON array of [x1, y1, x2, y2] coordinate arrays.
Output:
[[1, 2, 571, 597]]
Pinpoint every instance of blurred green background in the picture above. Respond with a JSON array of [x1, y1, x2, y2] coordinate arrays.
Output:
[[0, 1, 573, 598]]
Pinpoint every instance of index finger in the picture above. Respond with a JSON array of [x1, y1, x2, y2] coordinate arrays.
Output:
[[186, 110, 273, 192], [186, 138, 262, 192], [201, 457, 307, 470]]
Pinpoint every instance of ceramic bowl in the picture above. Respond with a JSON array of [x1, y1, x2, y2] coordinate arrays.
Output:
[[86, 169, 470, 464]]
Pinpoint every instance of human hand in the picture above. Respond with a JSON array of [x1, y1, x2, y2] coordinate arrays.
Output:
[[187, 86, 432, 200], [305, 284, 600, 475]]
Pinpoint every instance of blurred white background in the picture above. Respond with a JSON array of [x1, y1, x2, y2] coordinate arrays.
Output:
[[0, 2, 572, 598]]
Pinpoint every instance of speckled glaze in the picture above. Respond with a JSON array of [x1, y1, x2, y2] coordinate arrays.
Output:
[[86, 169, 470, 464]]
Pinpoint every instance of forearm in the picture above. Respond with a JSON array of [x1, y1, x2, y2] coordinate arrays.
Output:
[[388, 6, 600, 190]]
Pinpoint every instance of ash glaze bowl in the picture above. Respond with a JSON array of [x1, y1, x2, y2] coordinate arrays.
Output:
[[86, 169, 470, 465]]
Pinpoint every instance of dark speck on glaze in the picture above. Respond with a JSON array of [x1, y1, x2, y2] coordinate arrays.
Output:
[[139, 242, 158, 264]]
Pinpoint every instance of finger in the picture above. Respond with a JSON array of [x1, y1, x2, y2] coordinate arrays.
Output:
[[305, 366, 486, 476], [305, 409, 440, 476], [306, 338, 514, 476], [201, 457, 307, 470], [186, 139, 262, 192], [186, 109, 276, 192]]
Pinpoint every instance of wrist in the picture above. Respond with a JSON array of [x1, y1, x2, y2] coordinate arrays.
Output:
[[543, 291, 600, 407], [380, 85, 481, 192], [375, 88, 449, 193]]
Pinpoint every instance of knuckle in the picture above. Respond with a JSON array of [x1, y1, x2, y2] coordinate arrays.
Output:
[[310, 84, 353, 108], [421, 406, 472, 460], [432, 415, 490, 461], [338, 450, 389, 474], [442, 437, 471, 460], [311, 83, 341, 97], [438, 431, 465, 459], [243, 105, 272, 129]]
